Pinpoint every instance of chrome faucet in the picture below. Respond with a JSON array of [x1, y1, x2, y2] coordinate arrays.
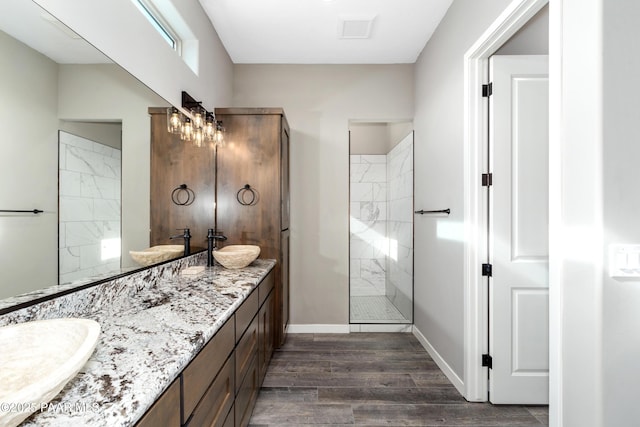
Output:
[[170, 228, 191, 256], [207, 229, 227, 267]]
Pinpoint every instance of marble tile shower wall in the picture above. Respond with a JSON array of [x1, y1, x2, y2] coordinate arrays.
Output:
[[386, 133, 414, 321], [59, 131, 122, 285], [350, 155, 387, 296]]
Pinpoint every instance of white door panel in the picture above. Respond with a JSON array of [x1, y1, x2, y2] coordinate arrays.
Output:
[[489, 54, 549, 404]]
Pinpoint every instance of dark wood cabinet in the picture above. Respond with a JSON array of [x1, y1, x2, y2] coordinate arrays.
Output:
[[182, 318, 234, 426], [234, 270, 274, 426], [136, 378, 181, 427], [215, 108, 290, 348], [186, 357, 234, 427], [149, 107, 216, 251], [258, 275, 275, 383], [135, 271, 275, 427]]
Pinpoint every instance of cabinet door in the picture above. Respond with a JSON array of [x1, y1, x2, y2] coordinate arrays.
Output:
[[135, 378, 180, 427], [235, 354, 258, 427], [235, 314, 259, 394], [215, 113, 281, 260], [185, 356, 234, 427], [182, 319, 234, 423], [280, 230, 290, 344], [259, 290, 274, 383], [280, 123, 290, 231]]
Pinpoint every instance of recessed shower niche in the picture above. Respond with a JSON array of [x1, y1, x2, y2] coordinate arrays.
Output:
[[349, 122, 414, 325]]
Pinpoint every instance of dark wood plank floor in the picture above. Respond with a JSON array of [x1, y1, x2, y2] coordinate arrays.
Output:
[[249, 333, 549, 426]]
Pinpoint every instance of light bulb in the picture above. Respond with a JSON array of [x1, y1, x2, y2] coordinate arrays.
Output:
[[203, 113, 216, 141], [213, 122, 225, 147], [181, 118, 193, 141], [194, 128, 204, 147], [191, 107, 205, 130], [166, 107, 182, 134]]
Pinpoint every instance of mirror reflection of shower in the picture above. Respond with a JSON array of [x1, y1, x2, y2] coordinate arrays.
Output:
[[349, 121, 414, 324]]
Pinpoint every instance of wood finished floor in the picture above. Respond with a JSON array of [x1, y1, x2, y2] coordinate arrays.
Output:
[[249, 333, 549, 426]]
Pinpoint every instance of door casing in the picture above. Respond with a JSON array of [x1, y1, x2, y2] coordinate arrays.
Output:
[[462, 0, 549, 404]]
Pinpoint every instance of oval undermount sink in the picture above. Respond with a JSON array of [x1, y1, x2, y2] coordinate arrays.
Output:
[[0, 318, 100, 427], [213, 245, 260, 269], [129, 244, 184, 266]]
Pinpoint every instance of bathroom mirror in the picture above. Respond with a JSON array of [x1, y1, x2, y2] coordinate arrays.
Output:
[[0, 0, 191, 307]]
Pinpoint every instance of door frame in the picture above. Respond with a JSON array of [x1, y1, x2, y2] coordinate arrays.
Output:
[[462, 0, 549, 403]]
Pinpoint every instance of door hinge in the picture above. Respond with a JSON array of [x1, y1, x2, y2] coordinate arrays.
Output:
[[482, 263, 492, 277], [482, 354, 493, 369], [482, 83, 493, 97], [482, 173, 493, 186]]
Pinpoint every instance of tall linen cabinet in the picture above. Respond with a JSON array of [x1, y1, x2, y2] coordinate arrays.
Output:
[[215, 108, 290, 347]]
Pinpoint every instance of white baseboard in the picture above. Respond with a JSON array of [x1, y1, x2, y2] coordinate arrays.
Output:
[[412, 325, 465, 396], [287, 324, 351, 333]]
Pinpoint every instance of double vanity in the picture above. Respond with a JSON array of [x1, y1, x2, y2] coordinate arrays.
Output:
[[0, 253, 276, 427]]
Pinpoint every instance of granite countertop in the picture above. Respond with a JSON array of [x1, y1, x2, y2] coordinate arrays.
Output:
[[19, 259, 275, 427]]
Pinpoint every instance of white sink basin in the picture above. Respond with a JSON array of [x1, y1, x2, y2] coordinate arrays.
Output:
[[0, 318, 100, 427], [129, 244, 184, 266], [213, 245, 260, 269]]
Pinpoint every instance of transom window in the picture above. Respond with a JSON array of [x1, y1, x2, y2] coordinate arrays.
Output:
[[134, 0, 180, 52]]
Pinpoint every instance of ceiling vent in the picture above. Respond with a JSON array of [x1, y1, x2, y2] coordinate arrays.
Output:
[[338, 15, 376, 39]]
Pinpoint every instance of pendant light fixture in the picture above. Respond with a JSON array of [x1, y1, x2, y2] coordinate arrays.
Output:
[[166, 91, 225, 148]]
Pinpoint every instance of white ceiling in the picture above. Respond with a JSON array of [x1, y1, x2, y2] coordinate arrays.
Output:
[[199, 0, 454, 64], [0, 0, 453, 65], [0, 0, 110, 64]]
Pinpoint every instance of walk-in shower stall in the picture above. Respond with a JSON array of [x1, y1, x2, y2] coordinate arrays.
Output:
[[349, 123, 413, 324]]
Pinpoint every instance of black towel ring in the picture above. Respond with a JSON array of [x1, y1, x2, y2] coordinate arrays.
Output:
[[172, 184, 195, 206], [236, 184, 257, 206]]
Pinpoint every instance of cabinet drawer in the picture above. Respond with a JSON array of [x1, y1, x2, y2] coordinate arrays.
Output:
[[135, 378, 180, 427], [185, 356, 234, 427], [258, 271, 274, 307], [234, 354, 258, 427], [235, 289, 259, 343], [182, 318, 235, 422], [235, 314, 258, 394]]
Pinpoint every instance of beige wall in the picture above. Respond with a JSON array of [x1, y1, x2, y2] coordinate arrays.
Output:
[[0, 30, 59, 298], [58, 64, 169, 268], [387, 122, 414, 149], [496, 4, 548, 55], [350, 123, 389, 155], [34, 0, 233, 111], [413, 0, 517, 380], [233, 64, 414, 326], [350, 122, 413, 155], [59, 121, 122, 150]]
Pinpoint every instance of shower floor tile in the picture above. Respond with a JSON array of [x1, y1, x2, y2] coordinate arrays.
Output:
[[350, 296, 409, 323]]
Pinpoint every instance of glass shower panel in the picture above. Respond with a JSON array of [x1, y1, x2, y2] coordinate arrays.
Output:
[[349, 131, 413, 324]]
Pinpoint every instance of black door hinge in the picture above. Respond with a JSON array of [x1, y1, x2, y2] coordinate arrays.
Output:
[[482, 83, 493, 97], [482, 354, 493, 369], [482, 263, 492, 277], [482, 173, 492, 186]]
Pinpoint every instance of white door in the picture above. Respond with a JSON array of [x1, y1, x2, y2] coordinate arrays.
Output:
[[489, 55, 549, 404]]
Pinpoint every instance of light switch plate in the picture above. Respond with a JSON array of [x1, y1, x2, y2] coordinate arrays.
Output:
[[609, 244, 640, 278]]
